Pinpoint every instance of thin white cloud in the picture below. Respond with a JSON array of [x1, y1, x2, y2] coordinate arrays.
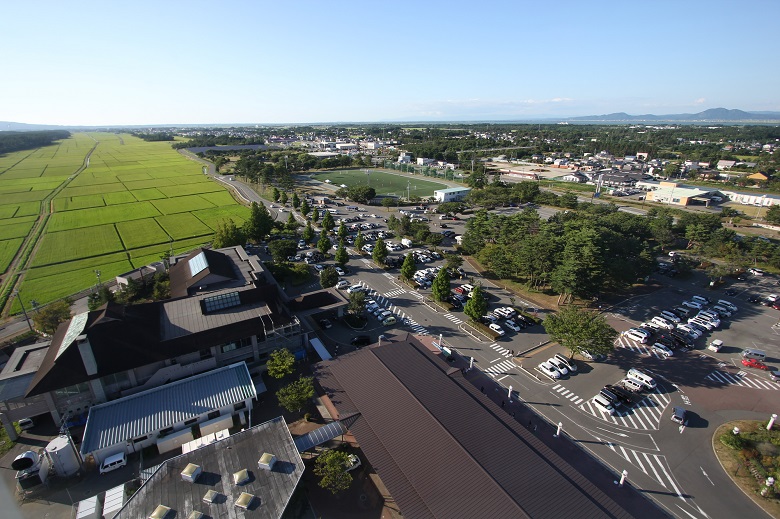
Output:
[[693, 97, 706, 105]]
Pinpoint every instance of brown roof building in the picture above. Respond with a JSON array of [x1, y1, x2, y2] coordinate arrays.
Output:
[[314, 335, 660, 519]]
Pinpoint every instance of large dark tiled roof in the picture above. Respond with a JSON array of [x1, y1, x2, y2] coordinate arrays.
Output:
[[315, 336, 651, 519]]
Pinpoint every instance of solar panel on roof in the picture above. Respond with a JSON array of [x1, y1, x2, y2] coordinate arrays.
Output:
[[188, 251, 208, 277], [294, 421, 346, 452], [202, 291, 241, 313]]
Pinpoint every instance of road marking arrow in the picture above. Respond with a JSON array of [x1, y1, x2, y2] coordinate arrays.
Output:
[[700, 466, 714, 486]]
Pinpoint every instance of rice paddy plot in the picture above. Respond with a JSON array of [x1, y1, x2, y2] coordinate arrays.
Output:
[[60, 182, 128, 198], [31, 224, 125, 267], [15, 202, 42, 217], [313, 169, 447, 197], [13, 256, 134, 311], [131, 188, 167, 201], [156, 213, 214, 240], [197, 190, 238, 207], [0, 219, 36, 241], [128, 236, 210, 268], [25, 252, 130, 281], [1, 190, 50, 204], [53, 194, 106, 212], [116, 218, 172, 249], [0, 205, 19, 219], [102, 191, 138, 205], [157, 181, 223, 198], [0, 238, 24, 273], [151, 194, 215, 215], [47, 201, 162, 232], [193, 205, 250, 230]]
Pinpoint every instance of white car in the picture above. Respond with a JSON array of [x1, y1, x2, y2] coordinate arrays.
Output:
[[710, 305, 731, 317], [553, 354, 577, 373], [314, 264, 325, 271], [335, 266, 346, 276], [346, 285, 366, 294], [505, 320, 523, 332], [489, 323, 505, 336], [652, 343, 674, 357], [623, 328, 649, 344], [650, 316, 675, 330], [682, 300, 703, 310], [748, 267, 764, 276], [537, 361, 561, 380], [336, 280, 350, 289], [688, 317, 715, 330], [547, 356, 569, 376]]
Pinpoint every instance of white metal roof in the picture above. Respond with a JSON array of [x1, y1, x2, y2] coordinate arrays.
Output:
[[80, 362, 256, 456]]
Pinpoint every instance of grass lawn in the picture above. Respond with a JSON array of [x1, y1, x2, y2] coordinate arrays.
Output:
[[313, 169, 448, 198]]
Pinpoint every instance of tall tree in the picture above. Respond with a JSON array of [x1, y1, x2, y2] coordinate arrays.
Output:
[[32, 299, 73, 335], [372, 238, 388, 265], [266, 348, 295, 379], [292, 192, 300, 209], [321, 210, 335, 232], [354, 230, 365, 251], [303, 220, 314, 244], [277, 376, 315, 413], [335, 240, 349, 267], [317, 232, 332, 256], [463, 286, 487, 322], [300, 199, 311, 218], [338, 222, 347, 240], [314, 450, 353, 494], [268, 240, 297, 263], [348, 291, 366, 315], [320, 266, 338, 288], [213, 218, 246, 248], [400, 253, 417, 280], [280, 191, 289, 205], [312, 208, 320, 223], [272, 187, 281, 202], [243, 202, 274, 243], [543, 306, 617, 360], [431, 267, 450, 302]]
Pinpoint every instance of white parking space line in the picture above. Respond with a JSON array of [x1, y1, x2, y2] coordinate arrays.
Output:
[[484, 360, 517, 378], [705, 370, 779, 390], [551, 384, 585, 405], [443, 313, 464, 324]]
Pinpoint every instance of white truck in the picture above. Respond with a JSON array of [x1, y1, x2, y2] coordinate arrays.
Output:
[[401, 238, 413, 248]]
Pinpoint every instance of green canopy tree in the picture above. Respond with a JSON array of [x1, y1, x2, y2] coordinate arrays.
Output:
[[354, 230, 365, 252], [243, 202, 274, 243], [300, 199, 311, 218], [321, 210, 335, 232], [335, 240, 349, 267], [285, 212, 299, 232], [320, 266, 338, 288], [400, 253, 417, 280], [382, 197, 397, 210], [431, 267, 450, 302], [266, 348, 295, 379], [463, 286, 488, 322], [312, 208, 320, 223], [32, 299, 73, 335], [272, 187, 281, 202], [372, 238, 388, 265], [277, 376, 315, 413], [543, 306, 618, 360], [303, 220, 314, 244], [292, 192, 300, 209], [444, 253, 464, 273], [337, 222, 347, 240], [314, 450, 353, 494], [317, 232, 332, 256], [280, 191, 289, 205], [213, 218, 246, 248], [268, 240, 297, 263], [348, 291, 366, 315]]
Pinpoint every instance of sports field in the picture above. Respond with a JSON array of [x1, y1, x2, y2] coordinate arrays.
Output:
[[312, 169, 448, 198], [1, 133, 249, 311]]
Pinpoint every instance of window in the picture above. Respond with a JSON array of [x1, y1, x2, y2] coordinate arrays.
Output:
[[234, 401, 246, 411], [220, 337, 252, 354], [55, 382, 90, 398], [188, 251, 208, 277], [207, 411, 221, 420], [202, 291, 241, 313], [221, 343, 238, 353], [133, 435, 148, 444], [199, 348, 213, 360], [184, 418, 198, 426], [160, 427, 174, 436]]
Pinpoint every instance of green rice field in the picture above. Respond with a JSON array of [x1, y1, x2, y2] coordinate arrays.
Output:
[[1, 132, 249, 311], [312, 169, 448, 198]]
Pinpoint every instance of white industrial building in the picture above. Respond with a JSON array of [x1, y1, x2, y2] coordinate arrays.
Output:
[[434, 187, 471, 203]]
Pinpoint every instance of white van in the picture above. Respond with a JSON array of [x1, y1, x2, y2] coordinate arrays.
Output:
[[592, 395, 616, 415], [717, 300, 738, 313], [627, 368, 657, 390], [650, 316, 674, 330], [623, 328, 649, 344], [622, 378, 644, 393], [99, 451, 127, 474], [691, 295, 711, 306]]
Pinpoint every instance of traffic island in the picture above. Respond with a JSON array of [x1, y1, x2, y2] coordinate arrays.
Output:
[[712, 419, 780, 517]]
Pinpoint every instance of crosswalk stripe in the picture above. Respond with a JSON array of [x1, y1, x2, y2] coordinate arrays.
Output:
[[631, 450, 646, 474], [574, 397, 583, 405], [553, 384, 561, 390], [642, 452, 666, 488]]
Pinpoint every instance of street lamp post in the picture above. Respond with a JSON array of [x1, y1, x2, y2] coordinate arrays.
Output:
[[13, 290, 34, 332]]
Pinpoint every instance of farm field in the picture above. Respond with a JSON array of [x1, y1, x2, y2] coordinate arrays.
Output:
[[3, 132, 249, 313], [311, 169, 448, 198]]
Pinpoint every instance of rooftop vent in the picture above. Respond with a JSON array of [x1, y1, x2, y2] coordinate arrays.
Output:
[[181, 463, 202, 483], [258, 453, 276, 471], [149, 504, 171, 519], [233, 468, 250, 486], [202, 489, 219, 504], [235, 492, 255, 510]]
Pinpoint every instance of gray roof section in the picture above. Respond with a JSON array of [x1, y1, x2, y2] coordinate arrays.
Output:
[[115, 416, 303, 519], [293, 420, 346, 452], [81, 362, 256, 455]]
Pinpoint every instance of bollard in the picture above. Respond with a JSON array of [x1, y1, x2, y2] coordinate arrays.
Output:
[[553, 422, 563, 438], [768, 414, 778, 431], [733, 426, 740, 435], [618, 470, 628, 487], [508, 385, 513, 403]]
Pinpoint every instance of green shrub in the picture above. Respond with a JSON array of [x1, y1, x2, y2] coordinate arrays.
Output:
[[720, 433, 747, 450]]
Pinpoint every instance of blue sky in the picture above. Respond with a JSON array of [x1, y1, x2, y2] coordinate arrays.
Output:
[[2, 0, 779, 125]]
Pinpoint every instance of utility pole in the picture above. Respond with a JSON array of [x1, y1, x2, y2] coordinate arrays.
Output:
[[14, 290, 34, 332]]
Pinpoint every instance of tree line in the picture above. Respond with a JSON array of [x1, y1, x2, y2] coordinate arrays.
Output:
[[0, 130, 70, 155]]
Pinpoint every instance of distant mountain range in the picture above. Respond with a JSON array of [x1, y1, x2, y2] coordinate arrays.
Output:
[[566, 108, 780, 123], [3, 108, 780, 130]]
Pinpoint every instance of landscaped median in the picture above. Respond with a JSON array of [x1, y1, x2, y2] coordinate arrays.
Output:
[[713, 420, 780, 517]]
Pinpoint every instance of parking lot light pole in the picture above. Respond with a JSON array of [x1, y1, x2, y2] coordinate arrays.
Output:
[[768, 414, 778, 431], [554, 422, 562, 438]]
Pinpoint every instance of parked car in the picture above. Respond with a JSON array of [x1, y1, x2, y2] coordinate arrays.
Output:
[[670, 406, 688, 425], [652, 343, 674, 357], [682, 300, 703, 310], [505, 320, 523, 332], [547, 356, 569, 376], [319, 319, 332, 329], [553, 354, 577, 373], [742, 358, 770, 370], [489, 323, 505, 336], [336, 280, 350, 289], [335, 266, 346, 276], [537, 361, 561, 380], [346, 285, 365, 294], [748, 267, 764, 276]]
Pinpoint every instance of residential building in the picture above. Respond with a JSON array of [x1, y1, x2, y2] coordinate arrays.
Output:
[[433, 187, 471, 203]]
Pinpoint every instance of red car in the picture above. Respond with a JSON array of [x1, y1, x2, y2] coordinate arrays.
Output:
[[742, 358, 770, 370]]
